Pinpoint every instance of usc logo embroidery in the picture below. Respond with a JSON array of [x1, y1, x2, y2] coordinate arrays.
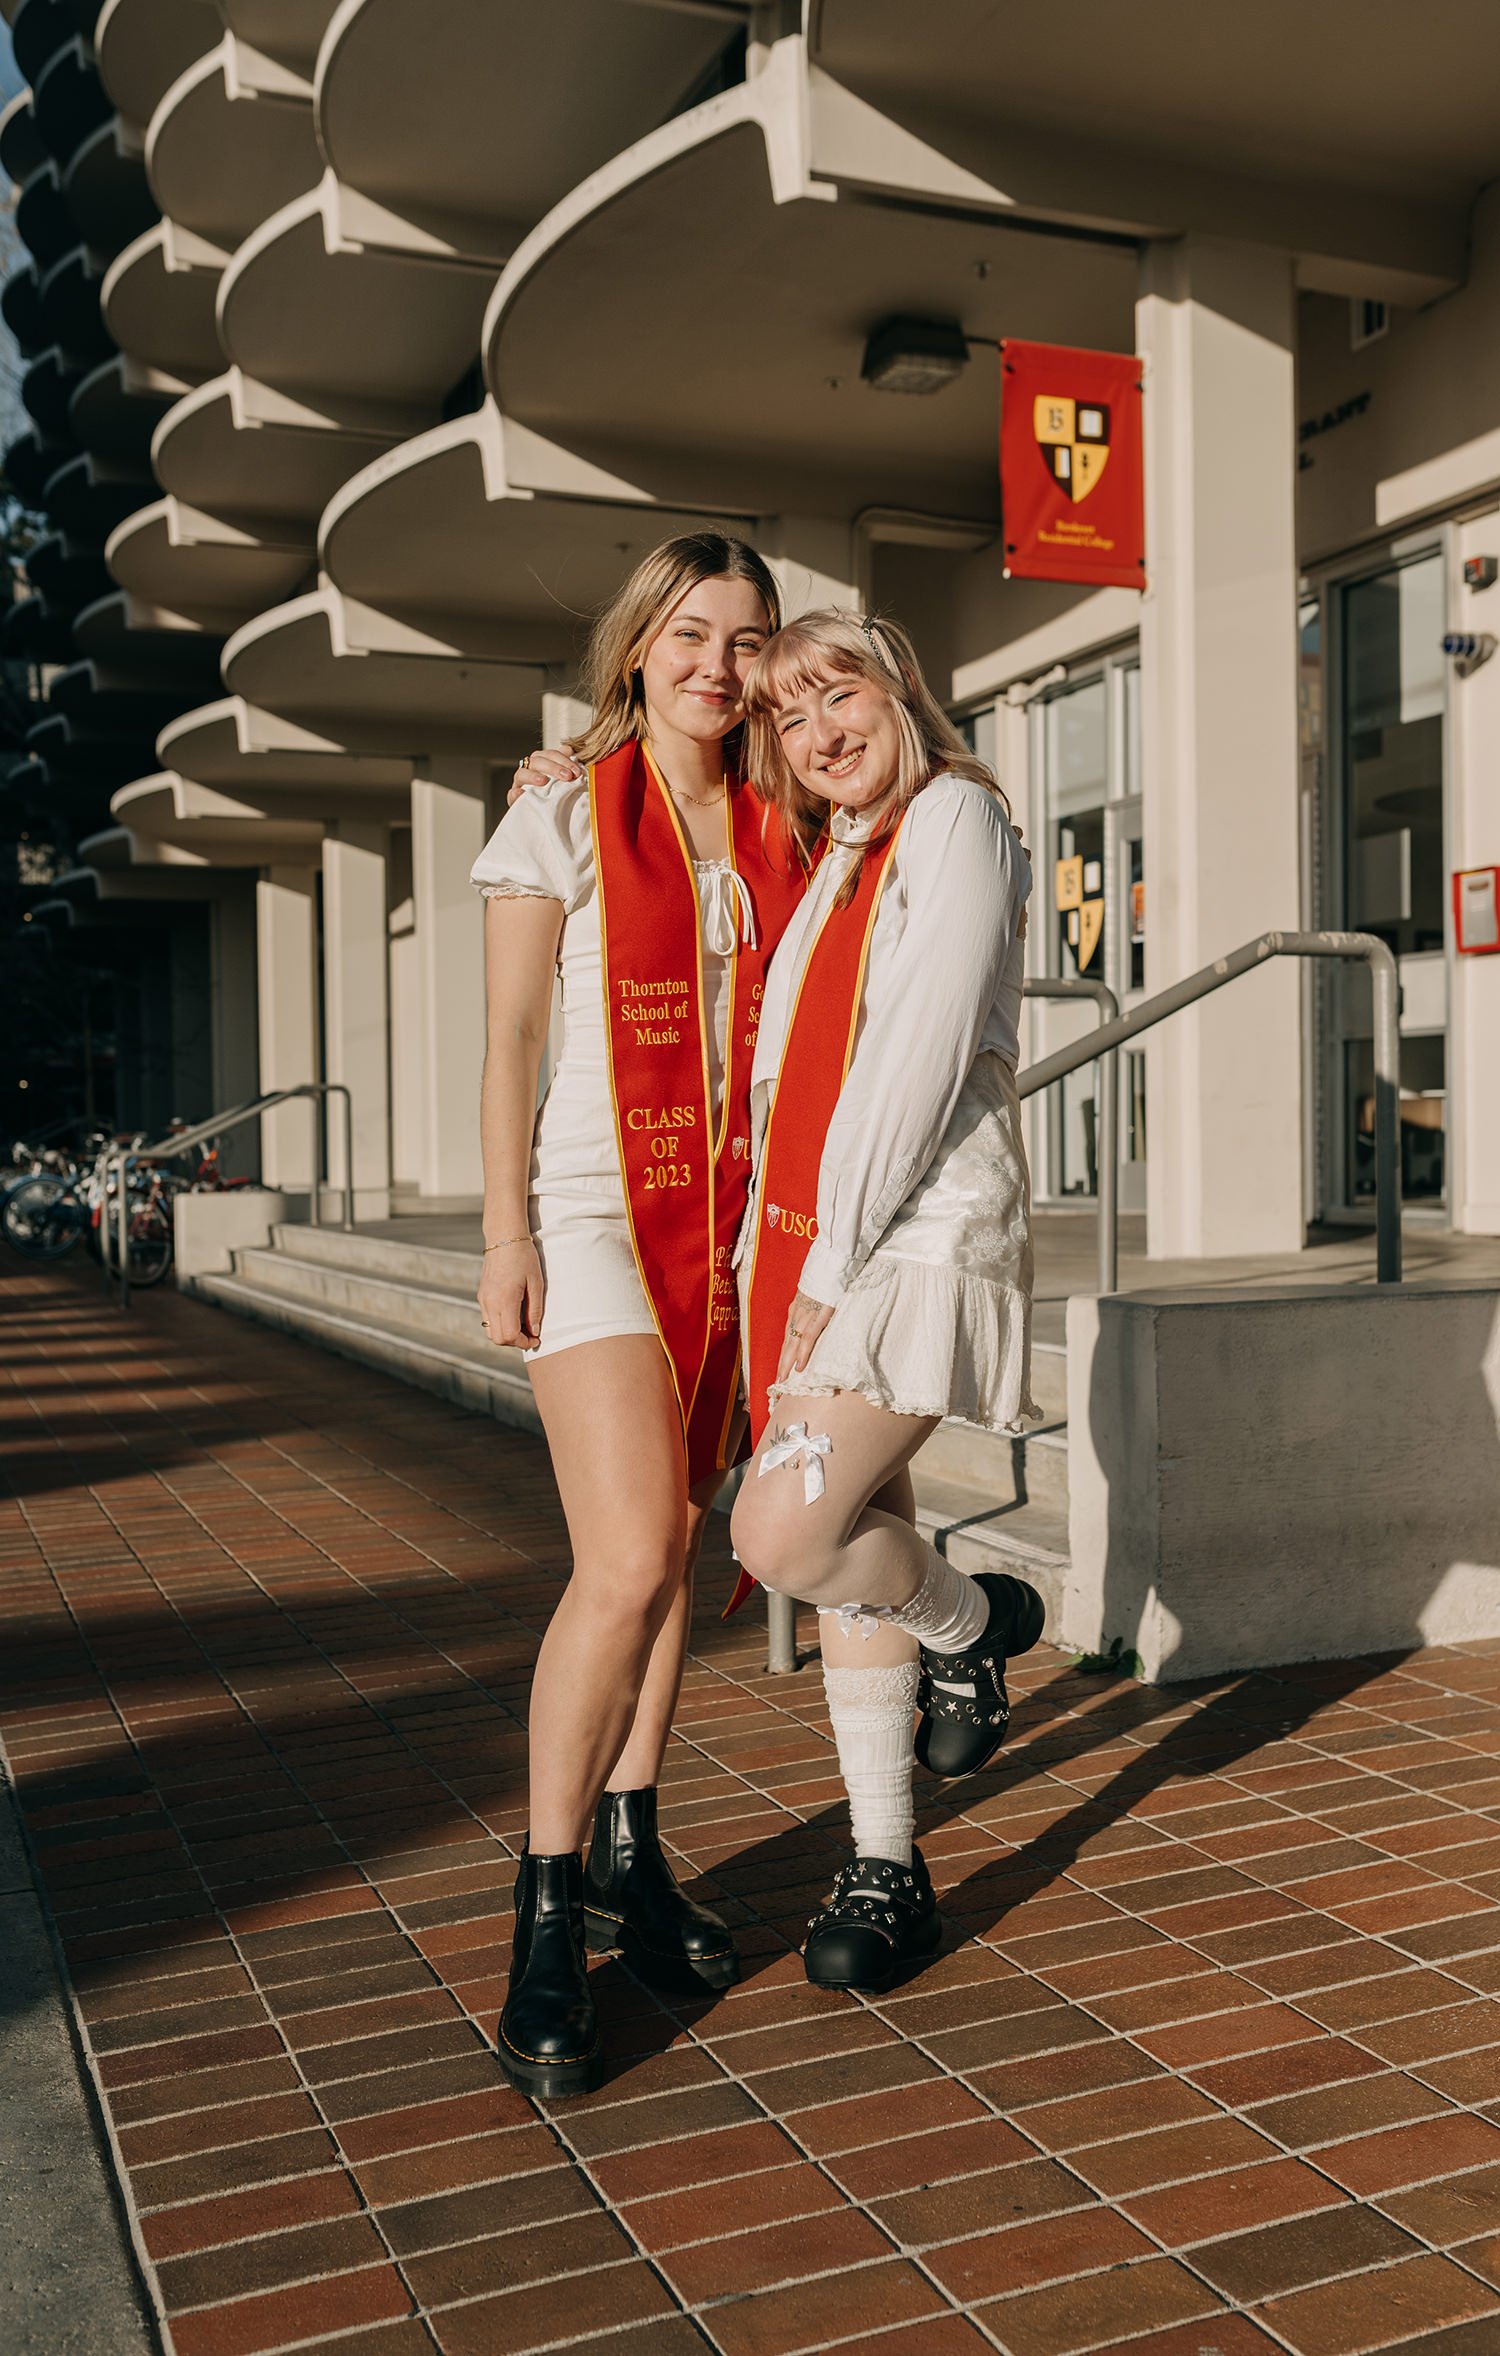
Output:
[[767, 1203, 817, 1239]]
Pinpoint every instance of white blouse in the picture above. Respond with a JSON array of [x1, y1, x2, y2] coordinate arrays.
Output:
[[748, 772, 1030, 1307]]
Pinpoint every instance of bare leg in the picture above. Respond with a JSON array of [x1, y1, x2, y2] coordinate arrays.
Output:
[[607, 1476, 719, 1790], [528, 1336, 705, 1851]]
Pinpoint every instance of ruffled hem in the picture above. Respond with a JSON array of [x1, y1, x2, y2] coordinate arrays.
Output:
[[767, 1251, 1041, 1435]]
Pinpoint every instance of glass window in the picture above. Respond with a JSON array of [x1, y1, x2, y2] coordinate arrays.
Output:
[[1122, 662, 1142, 799], [1045, 675, 1107, 816], [1334, 550, 1447, 1210], [1341, 559, 1445, 955], [1036, 658, 1145, 1199], [1046, 676, 1107, 984]]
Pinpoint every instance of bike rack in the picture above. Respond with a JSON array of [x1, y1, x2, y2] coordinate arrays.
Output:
[[105, 1083, 355, 1311]]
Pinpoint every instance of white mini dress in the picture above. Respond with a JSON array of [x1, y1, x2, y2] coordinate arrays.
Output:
[[471, 775, 756, 1362], [741, 772, 1040, 1434]]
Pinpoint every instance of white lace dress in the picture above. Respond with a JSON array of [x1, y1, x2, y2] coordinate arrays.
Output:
[[742, 772, 1040, 1434], [471, 775, 756, 1362]]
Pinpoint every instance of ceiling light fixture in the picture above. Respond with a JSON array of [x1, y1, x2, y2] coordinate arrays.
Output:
[[861, 316, 969, 396]]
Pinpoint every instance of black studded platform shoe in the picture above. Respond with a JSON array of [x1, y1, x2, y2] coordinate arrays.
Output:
[[914, 1571, 1046, 1780], [584, 1786, 740, 1992], [496, 1847, 603, 2099], [803, 1849, 942, 1993]]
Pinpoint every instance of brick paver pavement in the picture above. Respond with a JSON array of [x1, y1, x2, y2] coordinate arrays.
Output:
[[7, 1265, 1500, 2356]]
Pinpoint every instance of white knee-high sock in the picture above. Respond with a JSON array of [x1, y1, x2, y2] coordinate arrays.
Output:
[[884, 1545, 990, 1653], [823, 1662, 920, 1865]]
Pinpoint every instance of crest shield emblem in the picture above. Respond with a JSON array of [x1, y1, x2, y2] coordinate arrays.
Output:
[[1033, 394, 1111, 503]]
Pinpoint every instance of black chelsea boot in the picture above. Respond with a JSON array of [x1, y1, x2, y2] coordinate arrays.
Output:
[[584, 1786, 739, 1991], [496, 1847, 603, 2098]]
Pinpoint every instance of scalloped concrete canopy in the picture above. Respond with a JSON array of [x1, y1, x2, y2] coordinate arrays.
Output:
[[317, 0, 736, 247], [490, 109, 1136, 522], [222, 589, 548, 756], [95, 0, 219, 130], [153, 371, 400, 526], [221, 0, 340, 76], [319, 407, 748, 647], [217, 178, 494, 407], [147, 37, 320, 247], [815, 0, 1500, 300], [106, 497, 312, 630], [102, 220, 228, 381], [159, 696, 413, 801]]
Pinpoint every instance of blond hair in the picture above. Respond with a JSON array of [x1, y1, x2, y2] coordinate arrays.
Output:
[[569, 531, 782, 768], [743, 609, 1005, 901]]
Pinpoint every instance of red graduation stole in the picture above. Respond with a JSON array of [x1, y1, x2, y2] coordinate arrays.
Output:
[[726, 815, 906, 1615], [591, 740, 806, 1485]]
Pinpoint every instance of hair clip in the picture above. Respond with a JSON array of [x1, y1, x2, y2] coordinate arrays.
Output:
[[859, 614, 898, 675]]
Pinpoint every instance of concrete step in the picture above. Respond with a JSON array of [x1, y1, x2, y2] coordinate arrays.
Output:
[[271, 1221, 482, 1295], [1029, 1339, 1067, 1420], [193, 1270, 540, 1436], [915, 1410, 1069, 1511], [237, 1242, 487, 1354], [914, 1479, 1071, 1638], [262, 1225, 1068, 1428]]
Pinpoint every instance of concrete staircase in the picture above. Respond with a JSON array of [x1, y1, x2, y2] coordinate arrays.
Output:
[[192, 1223, 1072, 1625]]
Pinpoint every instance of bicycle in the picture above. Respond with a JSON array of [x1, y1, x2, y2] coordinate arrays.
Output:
[[1, 1132, 115, 1259]]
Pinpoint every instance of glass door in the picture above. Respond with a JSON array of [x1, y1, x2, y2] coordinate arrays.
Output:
[[1329, 549, 1448, 1211], [1031, 651, 1144, 1205]]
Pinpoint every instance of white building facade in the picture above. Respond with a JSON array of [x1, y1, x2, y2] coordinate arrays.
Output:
[[8, 0, 1500, 1256]]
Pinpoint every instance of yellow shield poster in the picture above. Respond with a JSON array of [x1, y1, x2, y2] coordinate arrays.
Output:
[[1033, 394, 1111, 504]]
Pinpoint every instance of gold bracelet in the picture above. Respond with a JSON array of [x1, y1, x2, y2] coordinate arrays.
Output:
[[483, 1234, 531, 1253]]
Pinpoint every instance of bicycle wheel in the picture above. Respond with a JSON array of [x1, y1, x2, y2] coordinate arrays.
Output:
[[2, 1174, 85, 1257], [125, 1196, 174, 1287]]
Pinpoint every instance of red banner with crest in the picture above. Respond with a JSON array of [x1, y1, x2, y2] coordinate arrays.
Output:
[[1000, 339, 1145, 590]]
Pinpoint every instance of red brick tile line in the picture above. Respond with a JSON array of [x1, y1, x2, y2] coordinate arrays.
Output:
[[9, 1265, 1500, 2354]]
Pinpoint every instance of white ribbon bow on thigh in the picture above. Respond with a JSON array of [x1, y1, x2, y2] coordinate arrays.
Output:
[[757, 1422, 833, 1505]]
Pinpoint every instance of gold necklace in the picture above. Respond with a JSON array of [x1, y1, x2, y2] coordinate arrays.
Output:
[[645, 742, 726, 808]]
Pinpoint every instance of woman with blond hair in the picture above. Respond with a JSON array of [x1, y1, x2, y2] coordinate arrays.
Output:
[[471, 531, 807, 2094], [728, 608, 1043, 1992]]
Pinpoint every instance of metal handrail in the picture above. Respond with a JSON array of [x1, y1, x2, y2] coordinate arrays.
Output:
[[1017, 929, 1402, 1284], [105, 1083, 355, 1310], [1023, 977, 1120, 1294]]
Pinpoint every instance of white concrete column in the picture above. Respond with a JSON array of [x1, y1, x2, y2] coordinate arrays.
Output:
[[1137, 237, 1303, 1257], [542, 689, 591, 748], [255, 868, 318, 1189], [322, 824, 391, 1218], [763, 516, 858, 619], [1450, 518, 1500, 1234], [411, 760, 487, 1207], [210, 883, 261, 1177]]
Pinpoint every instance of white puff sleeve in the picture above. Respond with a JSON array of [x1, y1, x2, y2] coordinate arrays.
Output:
[[469, 776, 593, 912], [797, 779, 1029, 1306]]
